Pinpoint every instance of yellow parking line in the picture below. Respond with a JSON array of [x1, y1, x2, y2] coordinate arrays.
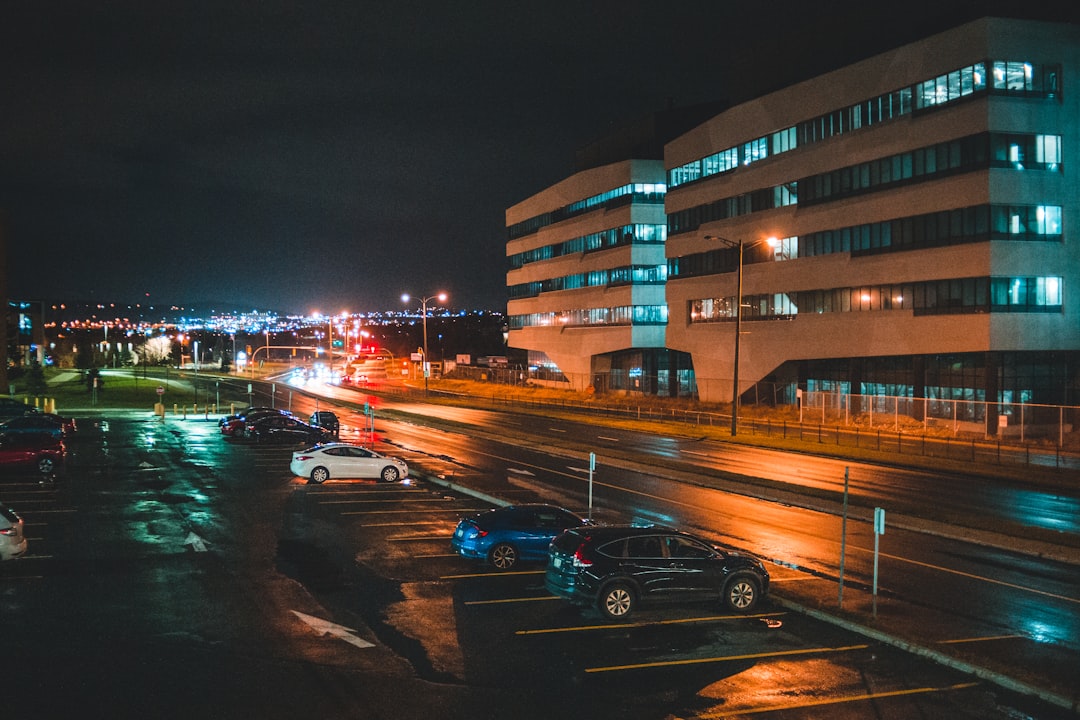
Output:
[[585, 644, 868, 673], [442, 569, 545, 579], [465, 596, 562, 606], [517, 612, 785, 635], [342, 508, 485, 515], [937, 634, 1023, 645], [692, 682, 978, 718], [319, 498, 462, 505], [358, 521, 452, 528]]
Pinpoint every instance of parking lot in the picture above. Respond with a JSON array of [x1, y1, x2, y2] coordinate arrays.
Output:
[[1, 412, 1071, 719]]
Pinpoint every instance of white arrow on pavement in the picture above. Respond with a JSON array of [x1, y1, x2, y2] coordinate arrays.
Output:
[[184, 532, 208, 552], [291, 611, 375, 649]]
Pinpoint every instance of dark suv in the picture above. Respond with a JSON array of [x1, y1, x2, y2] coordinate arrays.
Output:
[[546, 524, 770, 620], [309, 410, 340, 435]]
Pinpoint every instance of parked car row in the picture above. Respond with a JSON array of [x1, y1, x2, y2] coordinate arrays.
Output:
[[450, 503, 771, 620], [0, 406, 73, 477], [219, 407, 335, 445], [220, 406, 409, 484]]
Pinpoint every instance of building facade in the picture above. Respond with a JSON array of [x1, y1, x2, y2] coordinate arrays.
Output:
[[505, 106, 725, 395], [506, 159, 678, 393], [663, 17, 1080, 432]]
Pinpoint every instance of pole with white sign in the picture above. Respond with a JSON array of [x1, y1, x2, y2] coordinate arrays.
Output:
[[838, 467, 849, 607], [588, 452, 596, 521], [873, 506, 885, 619]]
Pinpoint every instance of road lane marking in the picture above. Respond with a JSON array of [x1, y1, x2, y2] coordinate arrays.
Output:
[[585, 644, 868, 673], [852, 546, 1080, 605], [597, 436, 620, 442], [693, 681, 978, 718], [516, 612, 786, 635]]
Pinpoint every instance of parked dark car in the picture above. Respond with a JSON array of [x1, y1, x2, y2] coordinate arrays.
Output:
[[0, 397, 38, 422], [247, 415, 334, 445], [0, 433, 65, 475], [220, 407, 288, 437], [452, 503, 589, 570], [309, 410, 340, 435], [546, 524, 770, 620], [0, 412, 76, 439]]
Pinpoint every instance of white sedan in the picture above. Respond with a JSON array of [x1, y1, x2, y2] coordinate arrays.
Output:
[[1, 502, 28, 561], [290, 442, 409, 484]]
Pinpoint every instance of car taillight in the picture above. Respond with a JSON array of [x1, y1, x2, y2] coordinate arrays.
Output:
[[572, 544, 593, 568], [0, 526, 18, 536], [294, 455, 313, 461]]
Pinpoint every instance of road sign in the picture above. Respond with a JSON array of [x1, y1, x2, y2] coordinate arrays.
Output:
[[156, 386, 165, 395]]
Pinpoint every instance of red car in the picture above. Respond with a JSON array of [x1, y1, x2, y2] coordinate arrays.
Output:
[[0, 433, 65, 475], [0, 412, 76, 439]]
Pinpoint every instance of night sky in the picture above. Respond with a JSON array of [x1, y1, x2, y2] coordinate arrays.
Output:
[[2, 1, 1076, 315]]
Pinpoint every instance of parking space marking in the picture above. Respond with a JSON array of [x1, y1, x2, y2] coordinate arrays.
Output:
[[515, 612, 786, 635], [466, 596, 562, 606], [357, 521, 455, 528], [342, 508, 485, 516], [308, 489, 429, 496], [691, 681, 978, 718], [441, 569, 545, 580], [318, 497, 465, 506], [585, 644, 868, 673], [387, 533, 453, 541], [937, 634, 1024, 645]]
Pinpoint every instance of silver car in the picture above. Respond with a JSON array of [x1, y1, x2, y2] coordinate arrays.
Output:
[[290, 442, 408, 484], [0, 502, 28, 561]]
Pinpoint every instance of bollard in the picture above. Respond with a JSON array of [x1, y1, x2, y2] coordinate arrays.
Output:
[[173, 403, 178, 416]]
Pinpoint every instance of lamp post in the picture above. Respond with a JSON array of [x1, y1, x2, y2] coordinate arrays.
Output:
[[402, 292, 447, 394], [704, 235, 778, 436]]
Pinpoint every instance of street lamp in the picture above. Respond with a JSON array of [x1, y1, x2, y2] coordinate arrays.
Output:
[[704, 234, 778, 436], [401, 292, 447, 394]]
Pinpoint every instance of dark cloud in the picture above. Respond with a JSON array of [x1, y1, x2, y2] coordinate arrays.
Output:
[[2, 1, 1077, 313]]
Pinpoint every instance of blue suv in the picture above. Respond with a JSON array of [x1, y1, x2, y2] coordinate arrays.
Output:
[[451, 503, 589, 571]]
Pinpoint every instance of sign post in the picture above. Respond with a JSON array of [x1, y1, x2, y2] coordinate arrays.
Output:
[[588, 452, 596, 521], [838, 467, 849, 607], [873, 506, 885, 619]]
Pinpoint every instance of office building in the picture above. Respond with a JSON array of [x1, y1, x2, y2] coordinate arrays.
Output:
[[664, 17, 1079, 433]]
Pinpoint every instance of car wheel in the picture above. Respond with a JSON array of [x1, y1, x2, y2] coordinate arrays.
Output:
[[231, 425, 244, 438], [37, 456, 56, 474], [724, 576, 760, 612], [379, 466, 400, 483], [488, 543, 517, 570], [599, 582, 635, 620], [310, 467, 330, 484]]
